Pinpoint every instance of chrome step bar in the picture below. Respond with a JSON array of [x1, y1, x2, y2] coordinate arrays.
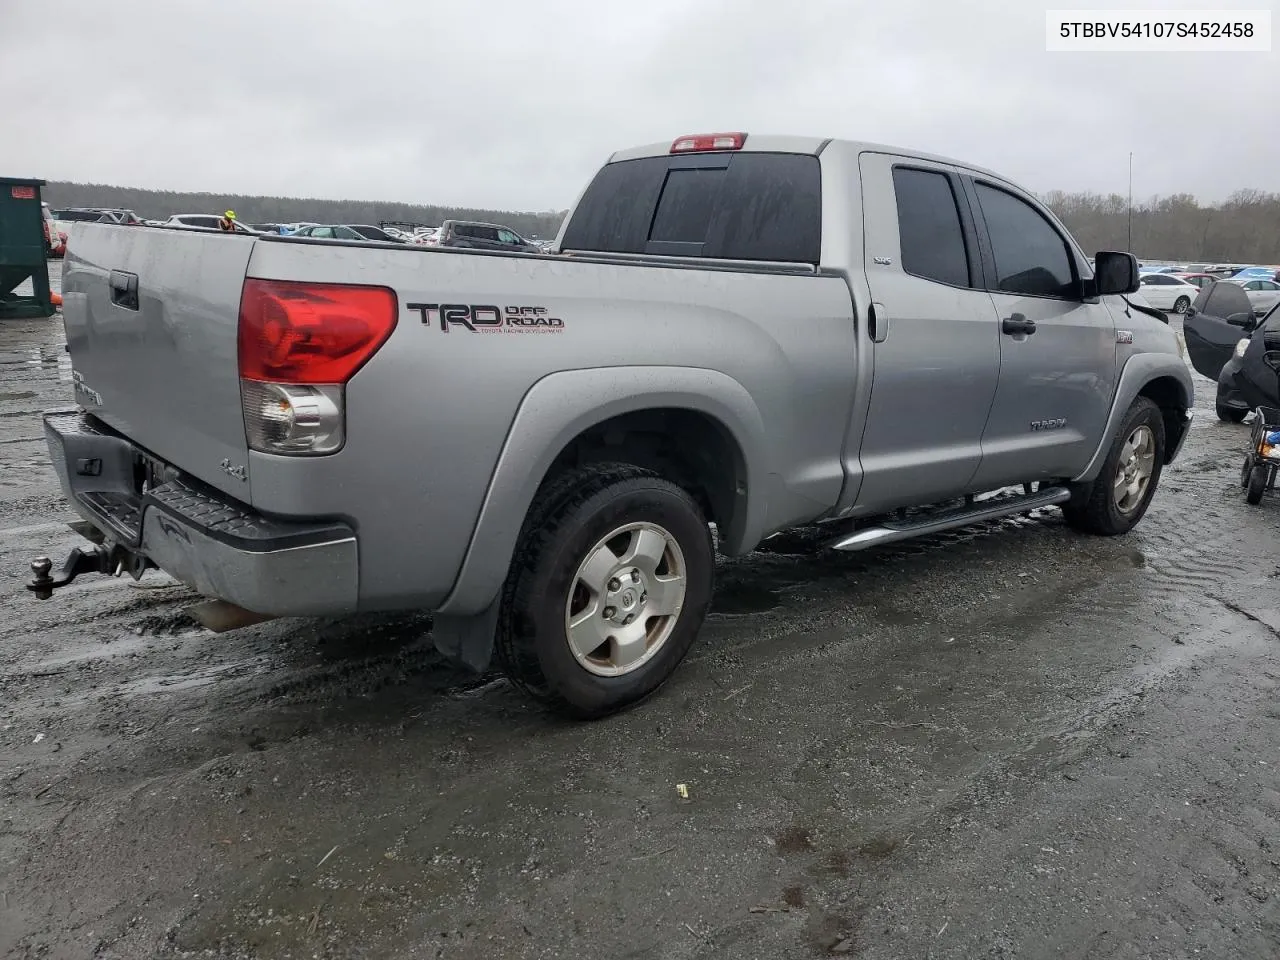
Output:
[[825, 485, 1072, 552]]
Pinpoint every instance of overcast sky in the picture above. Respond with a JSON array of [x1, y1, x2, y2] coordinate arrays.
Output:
[[3, 0, 1276, 211]]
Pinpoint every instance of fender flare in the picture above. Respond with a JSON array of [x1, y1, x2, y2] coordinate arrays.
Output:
[[1073, 353, 1195, 484], [435, 365, 770, 617]]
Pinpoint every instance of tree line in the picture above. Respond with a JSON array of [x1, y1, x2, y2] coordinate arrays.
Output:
[[42, 182, 569, 240], [41, 181, 1280, 264], [1042, 189, 1280, 264]]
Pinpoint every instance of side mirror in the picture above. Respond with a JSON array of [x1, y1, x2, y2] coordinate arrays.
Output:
[[1094, 251, 1140, 295], [1226, 312, 1255, 329]]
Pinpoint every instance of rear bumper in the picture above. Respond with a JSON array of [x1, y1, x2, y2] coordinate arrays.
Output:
[[43, 410, 358, 616]]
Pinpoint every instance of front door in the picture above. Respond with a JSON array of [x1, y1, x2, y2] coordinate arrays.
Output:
[[853, 153, 1002, 511], [963, 178, 1118, 487]]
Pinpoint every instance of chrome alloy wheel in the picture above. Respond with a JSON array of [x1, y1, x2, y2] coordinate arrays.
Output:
[[563, 522, 687, 677], [1113, 424, 1156, 513]]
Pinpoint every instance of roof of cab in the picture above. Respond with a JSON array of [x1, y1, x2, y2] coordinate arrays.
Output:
[[607, 135, 1009, 184]]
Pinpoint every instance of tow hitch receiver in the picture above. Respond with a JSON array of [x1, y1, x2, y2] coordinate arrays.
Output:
[[27, 544, 152, 599]]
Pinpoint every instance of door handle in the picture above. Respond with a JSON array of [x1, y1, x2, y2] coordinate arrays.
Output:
[[1002, 313, 1036, 336], [109, 270, 139, 311], [869, 301, 888, 343]]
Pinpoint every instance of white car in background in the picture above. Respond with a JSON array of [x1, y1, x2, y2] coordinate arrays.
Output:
[[1136, 272, 1200, 314], [163, 214, 261, 234], [1229, 278, 1280, 317]]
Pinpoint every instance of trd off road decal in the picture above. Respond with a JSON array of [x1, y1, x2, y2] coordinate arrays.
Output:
[[406, 303, 565, 334]]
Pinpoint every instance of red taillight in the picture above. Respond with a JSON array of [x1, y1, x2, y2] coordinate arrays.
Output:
[[670, 132, 747, 153], [237, 279, 398, 384]]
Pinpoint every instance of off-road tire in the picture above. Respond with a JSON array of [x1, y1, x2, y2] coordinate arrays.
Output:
[[495, 462, 714, 719], [1217, 401, 1248, 423], [1246, 464, 1269, 505], [1064, 396, 1165, 535]]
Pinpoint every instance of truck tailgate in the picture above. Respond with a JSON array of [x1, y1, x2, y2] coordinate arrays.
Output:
[[61, 224, 255, 498]]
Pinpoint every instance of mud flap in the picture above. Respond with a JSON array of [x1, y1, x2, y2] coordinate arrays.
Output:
[[432, 599, 501, 673]]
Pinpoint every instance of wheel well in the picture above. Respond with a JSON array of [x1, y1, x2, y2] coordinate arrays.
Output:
[[1138, 376, 1189, 462], [542, 409, 748, 548]]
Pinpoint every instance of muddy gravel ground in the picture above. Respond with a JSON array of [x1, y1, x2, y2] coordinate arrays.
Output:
[[2, 267, 1278, 959]]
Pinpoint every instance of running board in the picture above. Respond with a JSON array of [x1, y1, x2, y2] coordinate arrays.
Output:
[[825, 486, 1072, 552]]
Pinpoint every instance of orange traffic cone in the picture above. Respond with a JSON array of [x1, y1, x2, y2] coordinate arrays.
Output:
[[51, 291, 63, 308]]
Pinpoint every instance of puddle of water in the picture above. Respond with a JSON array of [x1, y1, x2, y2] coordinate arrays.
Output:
[[710, 581, 782, 616], [26, 632, 152, 671], [120, 658, 266, 695]]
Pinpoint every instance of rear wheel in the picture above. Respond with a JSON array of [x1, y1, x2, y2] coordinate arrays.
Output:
[[1065, 397, 1165, 535], [1173, 295, 1191, 314], [496, 463, 714, 718], [1246, 464, 1269, 505], [1242, 456, 1254, 488]]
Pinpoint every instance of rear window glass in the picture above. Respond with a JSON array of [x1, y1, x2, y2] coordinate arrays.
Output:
[[560, 157, 668, 254], [650, 168, 725, 243], [561, 152, 821, 263]]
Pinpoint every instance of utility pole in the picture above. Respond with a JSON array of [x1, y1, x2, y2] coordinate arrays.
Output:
[[1127, 152, 1133, 251]]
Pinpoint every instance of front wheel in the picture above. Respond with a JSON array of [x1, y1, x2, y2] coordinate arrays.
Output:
[[496, 463, 714, 718], [1173, 296, 1191, 314], [1065, 396, 1165, 535]]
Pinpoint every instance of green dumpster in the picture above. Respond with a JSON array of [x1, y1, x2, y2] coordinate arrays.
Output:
[[0, 176, 54, 319]]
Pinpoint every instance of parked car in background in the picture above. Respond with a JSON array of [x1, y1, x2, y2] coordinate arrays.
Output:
[[1184, 278, 1257, 391], [41, 202, 67, 258], [289, 224, 403, 242], [248, 223, 292, 235], [436, 220, 542, 253], [51, 207, 140, 250], [1229, 266, 1279, 281], [1212, 302, 1280, 422], [1231, 279, 1280, 316], [163, 214, 261, 234], [345, 224, 405, 242], [1170, 272, 1218, 291], [1136, 272, 1199, 313]]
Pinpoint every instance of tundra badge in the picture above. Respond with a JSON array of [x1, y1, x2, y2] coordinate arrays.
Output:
[[220, 458, 247, 481], [1030, 418, 1067, 432]]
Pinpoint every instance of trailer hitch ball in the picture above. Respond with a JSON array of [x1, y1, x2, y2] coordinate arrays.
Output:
[[30, 557, 55, 600]]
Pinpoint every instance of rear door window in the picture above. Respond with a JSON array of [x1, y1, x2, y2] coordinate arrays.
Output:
[[561, 152, 821, 263], [891, 167, 971, 288]]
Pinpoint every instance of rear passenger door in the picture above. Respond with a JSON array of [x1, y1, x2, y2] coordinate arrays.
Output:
[[964, 177, 1117, 488], [854, 154, 1002, 510]]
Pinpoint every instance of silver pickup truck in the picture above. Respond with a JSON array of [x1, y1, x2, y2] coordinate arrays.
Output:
[[30, 133, 1193, 717]]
